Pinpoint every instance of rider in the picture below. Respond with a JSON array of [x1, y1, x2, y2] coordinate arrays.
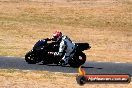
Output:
[[48, 31, 76, 65]]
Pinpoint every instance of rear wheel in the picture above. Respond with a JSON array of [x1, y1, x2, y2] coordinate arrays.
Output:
[[25, 51, 37, 64], [69, 52, 86, 68]]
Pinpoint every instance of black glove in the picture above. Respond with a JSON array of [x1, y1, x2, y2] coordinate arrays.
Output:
[[45, 38, 53, 41]]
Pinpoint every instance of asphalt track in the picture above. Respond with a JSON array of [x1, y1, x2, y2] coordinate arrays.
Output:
[[0, 56, 132, 76]]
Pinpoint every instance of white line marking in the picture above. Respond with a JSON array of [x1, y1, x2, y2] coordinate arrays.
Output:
[[96, 61, 127, 64], [6, 56, 15, 57]]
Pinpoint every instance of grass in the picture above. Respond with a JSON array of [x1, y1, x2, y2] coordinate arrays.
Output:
[[0, 0, 132, 62], [0, 69, 131, 88], [0, 1, 132, 88]]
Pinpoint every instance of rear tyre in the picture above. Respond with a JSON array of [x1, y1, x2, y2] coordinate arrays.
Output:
[[25, 51, 37, 64], [69, 52, 86, 68]]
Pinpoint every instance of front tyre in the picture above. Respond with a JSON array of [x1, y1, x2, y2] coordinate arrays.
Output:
[[25, 51, 37, 64], [69, 52, 86, 68]]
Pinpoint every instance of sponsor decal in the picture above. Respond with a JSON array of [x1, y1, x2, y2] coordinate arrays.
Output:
[[76, 66, 131, 85]]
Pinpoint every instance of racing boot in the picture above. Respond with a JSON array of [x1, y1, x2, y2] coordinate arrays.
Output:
[[59, 59, 68, 66]]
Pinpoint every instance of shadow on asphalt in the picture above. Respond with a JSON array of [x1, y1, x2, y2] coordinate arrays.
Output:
[[82, 66, 103, 69]]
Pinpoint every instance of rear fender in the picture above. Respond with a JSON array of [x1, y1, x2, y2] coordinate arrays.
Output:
[[75, 43, 91, 51]]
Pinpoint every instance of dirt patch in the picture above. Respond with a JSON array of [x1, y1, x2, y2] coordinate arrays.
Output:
[[0, 69, 132, 88]]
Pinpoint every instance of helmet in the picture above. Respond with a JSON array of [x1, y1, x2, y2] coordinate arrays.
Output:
[[52, 31, 62, 41]]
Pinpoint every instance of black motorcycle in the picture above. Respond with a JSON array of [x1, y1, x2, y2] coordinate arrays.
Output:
[[25, 38, 91, 68]]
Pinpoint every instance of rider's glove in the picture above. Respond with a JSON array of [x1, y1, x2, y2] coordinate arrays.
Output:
[[45, 38, 52, 41]]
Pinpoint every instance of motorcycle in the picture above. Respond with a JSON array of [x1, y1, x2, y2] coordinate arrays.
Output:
[[25, 38, 91, 68]]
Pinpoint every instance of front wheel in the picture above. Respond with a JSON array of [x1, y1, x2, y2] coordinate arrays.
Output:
[[25, 51, 37, 64], [69, 52, 86, 68]]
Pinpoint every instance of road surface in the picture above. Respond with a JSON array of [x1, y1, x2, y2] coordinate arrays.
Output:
[[0, 56, 132, 76]]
